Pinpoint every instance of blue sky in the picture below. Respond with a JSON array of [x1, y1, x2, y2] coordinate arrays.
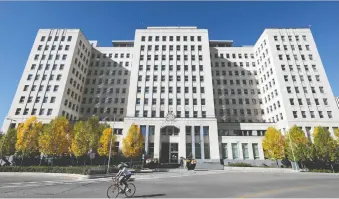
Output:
[[0, 2, 338, 129]]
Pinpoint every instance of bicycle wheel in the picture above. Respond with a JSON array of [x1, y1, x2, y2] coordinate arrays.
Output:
[[107, 184, 120, 198], [124, 183, 136, 198]]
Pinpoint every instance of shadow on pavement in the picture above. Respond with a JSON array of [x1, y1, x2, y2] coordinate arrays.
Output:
[[133, 193, 166, 198]]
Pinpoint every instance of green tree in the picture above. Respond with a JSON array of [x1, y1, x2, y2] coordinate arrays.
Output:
[[16, 116, 43, 156], [285, 125, 310, 168], [122, 124, 144, 159], [312, 126, 338, 171], [262, 127, 285, 166], [0, 128, 17, 156], [84, 116, 110, 153], [39, 116, 72, 156]]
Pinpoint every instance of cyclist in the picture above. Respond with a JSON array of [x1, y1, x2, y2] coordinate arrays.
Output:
[[116, 163, 132, 193]]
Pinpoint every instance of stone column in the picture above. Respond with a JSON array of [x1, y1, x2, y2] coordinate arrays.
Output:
[[153, 125, 161, 159], [144, 125, 149, 154], [200, 125, 205, 160], [179, 124, 186, 159], [191, 126, 195, 159]]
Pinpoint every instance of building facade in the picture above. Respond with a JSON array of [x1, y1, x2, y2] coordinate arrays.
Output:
[[2, 27, 339, 164]]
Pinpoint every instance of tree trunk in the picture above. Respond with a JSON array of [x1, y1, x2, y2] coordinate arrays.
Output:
[[276, 159, 279, 168], [330, 163, 334, 173], [20, 154, 24, 167]]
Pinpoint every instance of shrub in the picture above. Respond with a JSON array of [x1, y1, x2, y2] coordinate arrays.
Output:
[[0, 166, 119, 175], [227, 162, 253, 167], [311, 169, 335, 173]]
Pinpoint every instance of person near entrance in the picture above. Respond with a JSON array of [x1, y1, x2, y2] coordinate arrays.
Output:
[[116, 163, 132, 193]]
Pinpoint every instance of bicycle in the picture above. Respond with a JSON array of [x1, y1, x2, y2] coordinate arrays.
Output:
[[107, 177, 136, 198]]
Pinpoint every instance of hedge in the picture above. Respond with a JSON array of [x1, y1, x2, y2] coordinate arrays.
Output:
[[227, 162, 253, 167], [0, 166, 119, 175]]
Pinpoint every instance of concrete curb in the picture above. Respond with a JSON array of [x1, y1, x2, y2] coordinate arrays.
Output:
[[223, 166, 297, 173], [0, 172, 87, 180]]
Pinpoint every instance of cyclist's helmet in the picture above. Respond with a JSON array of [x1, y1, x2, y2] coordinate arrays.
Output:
[[118, 164, 124, 169]]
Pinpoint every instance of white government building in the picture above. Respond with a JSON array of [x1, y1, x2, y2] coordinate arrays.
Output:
[[2, 27, 339, 165]]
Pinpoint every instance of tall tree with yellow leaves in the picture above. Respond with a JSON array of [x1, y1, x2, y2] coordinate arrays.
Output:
[[71, 121, 90, 158], [262, 127, 285, 167], [122, 124, 144, 160], [98, 128, 116, 157], [16, 116, 43, 156], [285, 125, 311, 168], [39, 116, 72, 157]]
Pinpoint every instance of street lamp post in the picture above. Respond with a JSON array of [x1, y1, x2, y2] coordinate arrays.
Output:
[[107, 114, 118, 174], [0, 118, 16, 157]]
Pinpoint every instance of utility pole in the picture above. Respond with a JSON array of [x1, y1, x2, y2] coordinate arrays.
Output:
[[107, 114, 117, 174]]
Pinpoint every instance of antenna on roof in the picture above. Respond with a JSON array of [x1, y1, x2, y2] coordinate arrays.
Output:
[[308, 25, 312, 29]]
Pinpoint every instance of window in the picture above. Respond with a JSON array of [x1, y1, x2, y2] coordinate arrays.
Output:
[[323, 98, 328, 105], [310, 111, 315, 118], [67, 36, 72, 41], [252, 144, 260, 159], [290, 98, 294, 105], [47, 109, 53, 116], [327, 111, 332, 119], [293, 111, 298, 118], [50, 97, 56, 103], [319, 111, 323, 118], [231, 143, 239, 159], [319, 87, 324, 93]]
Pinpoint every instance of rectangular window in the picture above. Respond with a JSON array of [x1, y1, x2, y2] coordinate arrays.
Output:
[[231, 143, 239, 159], [242, 144, 249, 160], [222, 143, 228, 159], [252, 144, 260, 159]]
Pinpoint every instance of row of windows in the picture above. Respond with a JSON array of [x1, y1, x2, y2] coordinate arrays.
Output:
[[80, 107, 125, 115], [281, 64, 318, 72], [41, 35, 72, 42], [66, 88, 81, 103], [292, 111, 333, 119], [90, 61, 129, 68], [34, 54, 68, 61], [286, 86, 325, 94], [278, 54, 314, 61], [276, 44, 310, 51], [19, 96, 56, 104], [141, 35, 202, 42], [222, 143, 260, 160], [137, 86, 205, 94], [217, 108, 262, 116], [87, 70, 129, 76], [289, 98, 329, 106], [213, 79, 258, 86], [284, 74, 321, 82], [213, 70, 257, 76], [136, 98, 206, 106], [23, 84, 59, 92], [82, 97, 126, 104], [27, 73, 63, 81], [92, 53, 131, 59], [141, 45, 202, 51], [214, 89, 260, 96], [86, 78, 129, 86], [140, 54, 203, 61], [212, 53, 255, 59], [84, 87, 127, 95], [216, 98, 261, 105], [274, 35, 308, 42], [139, 64, 204, 72], [212, 61, 256, 68], [63, 99, 79, 112], [15, 108, 53, 116], [268, 113, 284, 123], [37, 44, 70, 52], [138, 75, 205, 82], [135, 110, 207, 118], [61, 111, 77, 121], [30, 63, 65, 71]]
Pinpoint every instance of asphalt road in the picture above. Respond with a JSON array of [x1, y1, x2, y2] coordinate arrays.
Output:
[[1, 170, 339, 198]]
